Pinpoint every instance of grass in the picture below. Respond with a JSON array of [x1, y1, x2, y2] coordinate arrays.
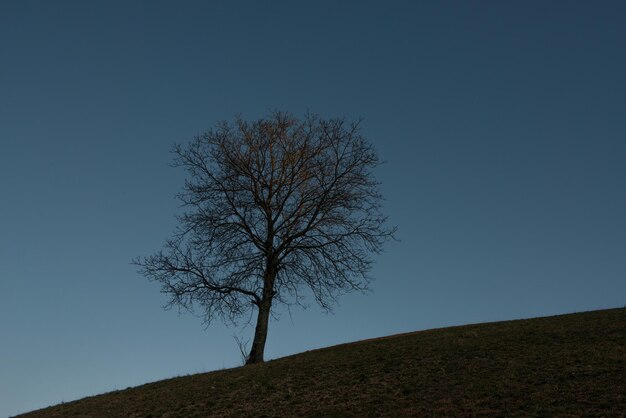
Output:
[[17, 307, 626, 417]]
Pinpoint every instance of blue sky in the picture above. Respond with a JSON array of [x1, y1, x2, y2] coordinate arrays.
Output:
[[1, 1, 625, 416]]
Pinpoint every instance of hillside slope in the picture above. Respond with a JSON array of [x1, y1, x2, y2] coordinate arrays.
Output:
[[18, 307, 626, 417]]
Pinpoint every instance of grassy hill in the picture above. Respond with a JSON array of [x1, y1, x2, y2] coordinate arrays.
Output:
[[18, 307, 626, 417]]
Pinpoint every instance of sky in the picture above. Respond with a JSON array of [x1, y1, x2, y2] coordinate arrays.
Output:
[[1, 0, 625, 416]]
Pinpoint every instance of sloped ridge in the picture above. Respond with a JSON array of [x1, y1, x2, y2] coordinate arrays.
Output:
[[18, 307, 626, 417]]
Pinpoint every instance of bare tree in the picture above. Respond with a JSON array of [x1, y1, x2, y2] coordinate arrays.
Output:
[[135, 111, 396, 364]]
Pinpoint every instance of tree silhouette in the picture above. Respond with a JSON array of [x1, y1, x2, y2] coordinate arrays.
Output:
[[135, 111, 396, 364]]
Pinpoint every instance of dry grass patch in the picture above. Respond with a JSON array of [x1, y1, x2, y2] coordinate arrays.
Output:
[[18, 307, 626, 417]]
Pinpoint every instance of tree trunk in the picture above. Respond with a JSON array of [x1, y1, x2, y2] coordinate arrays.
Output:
[[246, 297, 272, 364], [246, 262, 277, 365]]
